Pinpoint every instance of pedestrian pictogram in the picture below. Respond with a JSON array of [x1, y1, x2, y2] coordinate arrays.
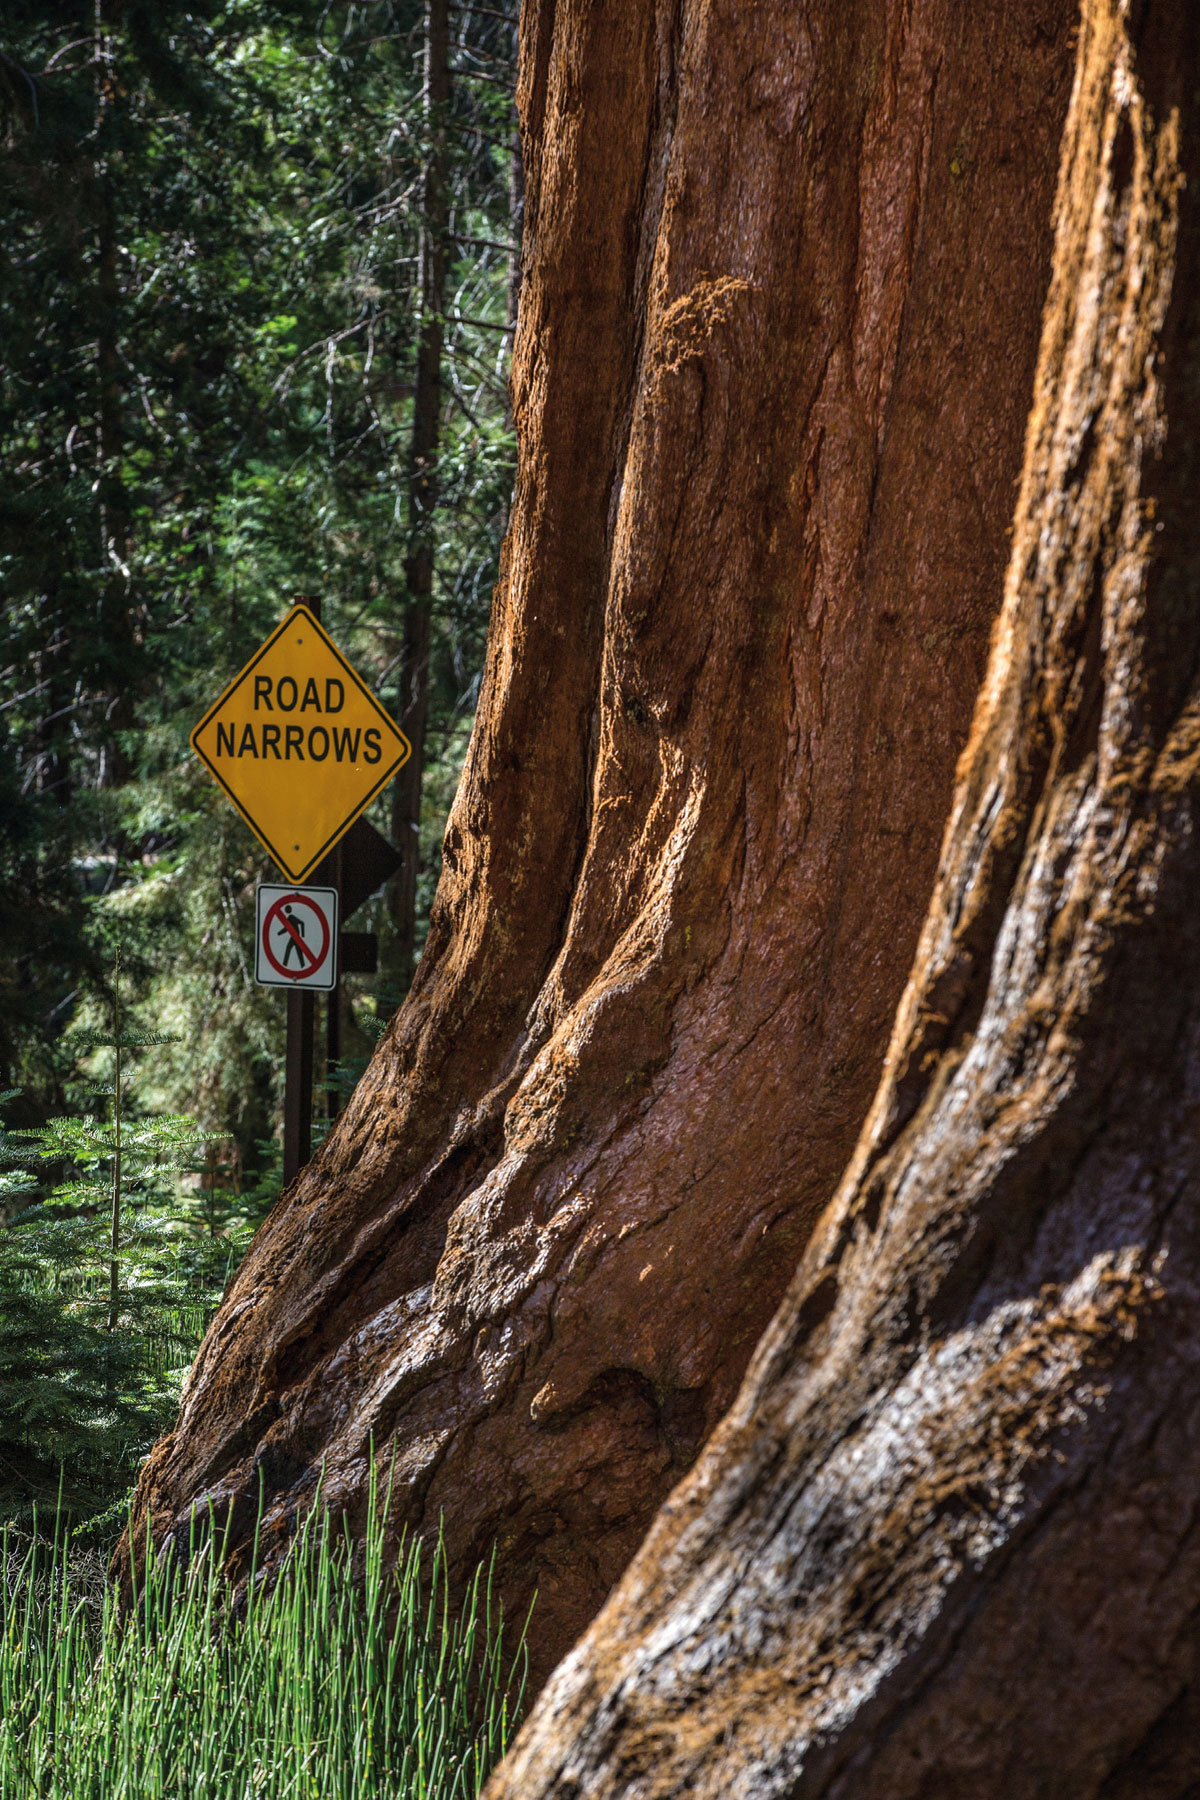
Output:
[[255, 884, 339, 991], [190, 604, 410, 881]]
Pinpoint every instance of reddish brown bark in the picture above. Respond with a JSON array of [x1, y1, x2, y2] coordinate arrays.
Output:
[[487, 1, 1200, 1792], [126, 0, 1074, 1686]]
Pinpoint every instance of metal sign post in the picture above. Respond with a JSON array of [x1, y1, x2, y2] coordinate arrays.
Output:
[[254, 881, 339, 1185], [283, 990, 314, 1186], [316, 820, 400, 1130], [323, 842, 344, 1124]]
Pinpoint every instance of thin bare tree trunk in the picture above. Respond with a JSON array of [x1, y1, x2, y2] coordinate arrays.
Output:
[[125, 0, 1075, 1692], [94, 1, 132, 790], [489, 3, 1200, 1792], [389, 0, 450, 984], [506, 17, 523, 344]]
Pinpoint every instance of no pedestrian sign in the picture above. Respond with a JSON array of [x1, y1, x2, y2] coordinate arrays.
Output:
[[190, 604, 410, 881], [255, 884, 339, 991]]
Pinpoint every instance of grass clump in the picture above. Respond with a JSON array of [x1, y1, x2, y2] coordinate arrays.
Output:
[[0, 1472, 526, 1800]]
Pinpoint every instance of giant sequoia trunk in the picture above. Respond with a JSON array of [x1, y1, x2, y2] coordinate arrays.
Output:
[[128, 0, 1074, 1687], [487, 1, 1200, 1793]]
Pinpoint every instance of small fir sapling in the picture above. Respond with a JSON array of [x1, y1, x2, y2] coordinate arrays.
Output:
[[0, 1090, 166, 1519], [16, 950, 221, 1330], [0, 954, 232, 1520]]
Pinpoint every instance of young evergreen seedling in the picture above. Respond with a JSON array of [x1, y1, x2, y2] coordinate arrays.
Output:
[[0, 954, 231, 1521], [18, 949, 218, 1331], [0, 1089, 38, 1218], [0, 1090, 171, 1520]]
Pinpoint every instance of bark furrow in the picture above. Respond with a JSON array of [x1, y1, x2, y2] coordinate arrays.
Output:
[[488, 3, 1200, 1792], [125, 0, 1075, 1691]]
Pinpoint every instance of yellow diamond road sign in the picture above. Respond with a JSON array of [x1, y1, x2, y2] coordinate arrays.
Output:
[[190, 605, 410, 881]]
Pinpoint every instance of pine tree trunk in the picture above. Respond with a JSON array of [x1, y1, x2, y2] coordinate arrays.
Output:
[[487, 2, 1200, 1792], [126, 0, 1075, 1690]]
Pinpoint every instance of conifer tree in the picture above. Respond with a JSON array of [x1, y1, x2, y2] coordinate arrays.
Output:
[[0, 1093, 165, 1520], [0, 956, 226, 1521], [23, 952, 215, 1332]]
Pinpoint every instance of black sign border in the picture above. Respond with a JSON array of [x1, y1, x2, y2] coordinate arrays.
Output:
[[190, 605, 411, 881]]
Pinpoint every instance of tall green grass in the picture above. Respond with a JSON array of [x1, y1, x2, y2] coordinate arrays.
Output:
[[0, 1472, 526, 1800]]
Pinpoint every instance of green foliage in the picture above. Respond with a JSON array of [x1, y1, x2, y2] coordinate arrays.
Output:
[[0, 1473, 527, 1799], [0, 1090, 38, 1214], [0, 959, 240, 1522], [17, 951, 228, 1321], [0, 1099, 166, 1517], [0, 1215, 175, 1520], [0, 1, 518, 1170]]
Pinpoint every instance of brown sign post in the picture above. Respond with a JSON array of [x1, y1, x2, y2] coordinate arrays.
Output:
[[191, 598, 407, 1187]]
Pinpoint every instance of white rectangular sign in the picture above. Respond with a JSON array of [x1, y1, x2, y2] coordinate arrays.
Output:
[[255, 884, 339, 991]]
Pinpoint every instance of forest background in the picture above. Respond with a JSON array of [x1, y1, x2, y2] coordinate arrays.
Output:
[[0, 0, 518, 1520]]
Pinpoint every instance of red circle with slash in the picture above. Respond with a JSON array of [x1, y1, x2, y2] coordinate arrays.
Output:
[[262, 892, 332, 982]]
